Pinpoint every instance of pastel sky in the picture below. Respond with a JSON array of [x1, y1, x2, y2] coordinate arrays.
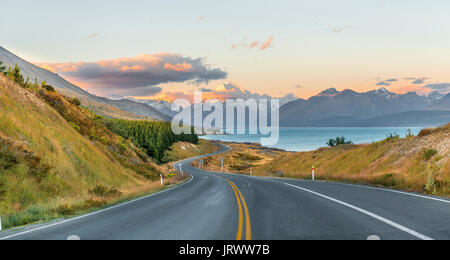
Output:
[[1, 0, 450, 100]]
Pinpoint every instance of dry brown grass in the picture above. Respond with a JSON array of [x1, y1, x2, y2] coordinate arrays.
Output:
[[0, 75, 188, 228], [195, 125, 449, 196]]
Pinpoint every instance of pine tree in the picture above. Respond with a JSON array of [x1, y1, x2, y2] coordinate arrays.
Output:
[[0, 60, 6, 74]]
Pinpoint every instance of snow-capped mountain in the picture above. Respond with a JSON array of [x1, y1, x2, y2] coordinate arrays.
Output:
[[280, 87, 449, 126]]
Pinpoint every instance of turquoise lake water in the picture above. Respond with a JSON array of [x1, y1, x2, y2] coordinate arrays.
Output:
[[201, 127, 424, 152]]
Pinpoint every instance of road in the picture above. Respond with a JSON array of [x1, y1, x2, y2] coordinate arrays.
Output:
[[1, 145, 450, 240]]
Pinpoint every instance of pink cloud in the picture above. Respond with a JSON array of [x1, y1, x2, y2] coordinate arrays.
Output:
[[83, 33, 99, 40], [163, 62, 193, 72], [35, 53, 227, 97], [231, 36, 274, 51], [259, 36, 274, 50]]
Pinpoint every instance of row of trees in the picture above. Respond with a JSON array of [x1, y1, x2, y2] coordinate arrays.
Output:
[[0, 61, 39, 90], [103, 119, 198, 163]]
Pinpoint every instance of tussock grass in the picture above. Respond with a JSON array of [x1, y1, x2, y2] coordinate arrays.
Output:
[[196, 125, 449, 196], [0, 75, 188, 229]]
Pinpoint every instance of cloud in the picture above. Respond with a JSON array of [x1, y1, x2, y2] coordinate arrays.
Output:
[[385, 78, 398, 82], [392, 82, 450, 96], [374, 78, 399, 87], [83, 33, 99, 40], [231, 36, 275, 51], [292, 84, 304, 89], [196, 16, 206, 22], [412, 78, 425, 85], [425, 83, 450, 90], [145, 83, 296, 104], [36, 53, 228, 96], [328, 25, 352, 33], [259, 36, 274, 50], [376, 81, 391, 86]]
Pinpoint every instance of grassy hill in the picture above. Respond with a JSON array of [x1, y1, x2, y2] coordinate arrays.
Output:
[[0, 46, 170, 121], [0, 74, 183, 228], [194, 126, 449, 196], [255, 125, 449, 195]]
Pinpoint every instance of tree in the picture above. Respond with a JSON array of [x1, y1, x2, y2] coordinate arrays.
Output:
[[9, 64, 24, 86], [0, 60, 6, 74], [327, 136, 353, 147]]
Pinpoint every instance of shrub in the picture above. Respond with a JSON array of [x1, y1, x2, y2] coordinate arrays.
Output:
[[418, 128, 433, 137], [69, 122, 81, 132], [42, 84, 55, 92], [406, 129, 415, 137], [56, 204, 75, 216], [423, 149, 438, 161], [386, 133, 400, 141], [70, 98, 81, 107], [370, 173, 397, 188], [83, 198, 107, 209], [88, 185, 120, 197], [327, 136, 353, 147]]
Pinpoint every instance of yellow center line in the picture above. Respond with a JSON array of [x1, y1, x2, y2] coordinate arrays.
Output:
[[227, 179, 244, 240], [230, 181, 252, 241], [226, 178, 252, 241]]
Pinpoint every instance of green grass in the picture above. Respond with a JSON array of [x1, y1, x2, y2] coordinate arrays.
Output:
[[0, 75, 167, 228]]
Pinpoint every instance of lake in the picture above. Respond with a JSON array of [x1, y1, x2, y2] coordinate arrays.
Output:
[[201, 127, 424, 152]]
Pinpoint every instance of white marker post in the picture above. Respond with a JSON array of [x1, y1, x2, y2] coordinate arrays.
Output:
[[160, 174, 164, 186], [312, 166, 315, 181], [180, 165, 183, 176], [220, 158, 224, 171], [0, 215, 2, 231]]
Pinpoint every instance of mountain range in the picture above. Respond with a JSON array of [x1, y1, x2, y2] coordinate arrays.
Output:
[[1, 46, 449, 127], [279, 88, 449, 126]]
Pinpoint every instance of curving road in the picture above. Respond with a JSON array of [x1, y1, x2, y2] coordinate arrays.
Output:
[[1, 144, 450, 240]]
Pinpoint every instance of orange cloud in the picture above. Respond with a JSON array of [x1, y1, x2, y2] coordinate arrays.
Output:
[[83, 33, 99, 39], [34, 53, 227, 95], [231, 36, 274, 51], [120, 65, 143, 72], [259, 36, 274, 50], [249, 41, 259, 48], [163, 62, 193, 72]]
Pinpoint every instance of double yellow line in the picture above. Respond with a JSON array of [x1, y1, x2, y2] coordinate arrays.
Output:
[[226, 179, 252, 240]]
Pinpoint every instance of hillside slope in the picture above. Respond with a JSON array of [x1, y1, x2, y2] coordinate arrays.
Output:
[[0, 75, 170, 228], [255, 124, 449, 195], [195, 125, 449, 196], [0, 46, 170, 121]]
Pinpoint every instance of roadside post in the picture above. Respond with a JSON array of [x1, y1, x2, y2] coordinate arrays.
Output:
[[220, 158, 224, 171], [312, 166, 315, 181], [160, 174, 163, 186], [0, 215, 2, 231], [179, 165, 183, 176]]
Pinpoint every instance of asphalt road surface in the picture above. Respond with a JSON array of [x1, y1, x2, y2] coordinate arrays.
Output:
[[1, 145, 449, 240]]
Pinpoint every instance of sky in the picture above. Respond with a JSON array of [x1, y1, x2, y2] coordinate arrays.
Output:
[[1, 0, 450, 100]]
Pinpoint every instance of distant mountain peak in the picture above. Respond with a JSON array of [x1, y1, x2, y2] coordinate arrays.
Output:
[[365, 87, 399, 99], [318, 88, 340, 97]]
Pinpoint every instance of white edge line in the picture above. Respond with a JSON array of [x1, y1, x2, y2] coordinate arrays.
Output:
[[326, 182, 450, 204], [284, 182, 434, 240], [0, 175, 194, 240]]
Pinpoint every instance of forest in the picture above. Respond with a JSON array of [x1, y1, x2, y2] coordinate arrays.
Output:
[[103, 118, 198, 163]]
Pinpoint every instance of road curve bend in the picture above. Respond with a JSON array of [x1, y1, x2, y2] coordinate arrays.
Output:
[[1, 144, 450, 240]]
